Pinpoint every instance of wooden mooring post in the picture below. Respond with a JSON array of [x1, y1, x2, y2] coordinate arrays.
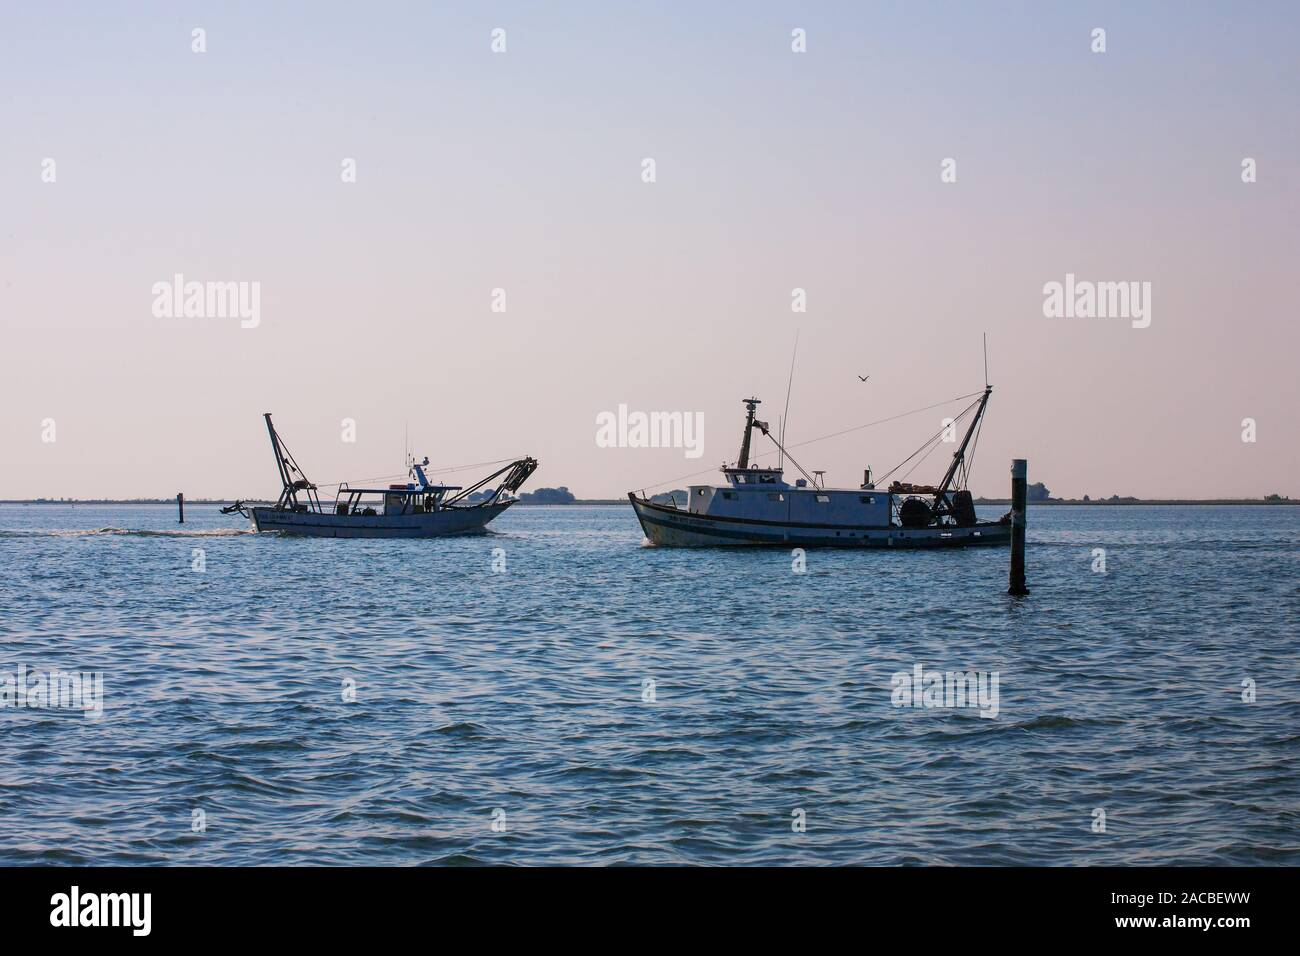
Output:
[[177, 492, 185, 524], [1008, 459, 1028, 595]]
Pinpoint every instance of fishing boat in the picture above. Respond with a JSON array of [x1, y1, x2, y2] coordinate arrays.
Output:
[[628, 387, 1010, 548], [224, 414, 537, 538]]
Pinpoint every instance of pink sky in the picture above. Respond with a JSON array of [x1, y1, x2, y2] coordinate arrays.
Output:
[[2, 3, 1297, 499]]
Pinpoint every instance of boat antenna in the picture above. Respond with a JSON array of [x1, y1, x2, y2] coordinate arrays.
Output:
[[983, 332, 989, 388], [780, 329, 799, 470]]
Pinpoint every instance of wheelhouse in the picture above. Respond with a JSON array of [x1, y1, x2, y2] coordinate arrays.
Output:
[[721, 466, 788, 487], [332, 482, 464, 517]]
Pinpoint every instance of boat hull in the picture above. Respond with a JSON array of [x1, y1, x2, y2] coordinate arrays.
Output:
[[250, 502, 513, 539], [629, 495, 1009, 549]]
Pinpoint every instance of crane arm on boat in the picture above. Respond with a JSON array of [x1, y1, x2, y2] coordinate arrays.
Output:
[[439, 457, 539, 508]]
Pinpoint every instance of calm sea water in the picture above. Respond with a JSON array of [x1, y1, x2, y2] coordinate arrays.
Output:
[[1, 503, 1296, 866]]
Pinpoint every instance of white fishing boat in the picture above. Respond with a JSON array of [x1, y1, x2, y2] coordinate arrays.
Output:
[[629, 388, 1010, 549], [225, 414, 537, 539]]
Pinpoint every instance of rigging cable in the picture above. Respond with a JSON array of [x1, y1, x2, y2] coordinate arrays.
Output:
[[638, 389, 985, 493], [874, 396, 982, 485], [313, 457, 519, 491], [760, 427, 816, 487]]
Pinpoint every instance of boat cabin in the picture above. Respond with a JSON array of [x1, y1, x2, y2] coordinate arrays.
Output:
[[333, 482, 462, 517], [689, 469, 892, 527]]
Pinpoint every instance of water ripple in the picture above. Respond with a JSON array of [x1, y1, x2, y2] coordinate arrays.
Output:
[[0, 503, 1296, 865]]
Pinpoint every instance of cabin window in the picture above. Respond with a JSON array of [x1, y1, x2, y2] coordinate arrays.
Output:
[[815, 494, 830, 504], [860, 496, 875, 505], [722, 491, 738, 500], [767, 493, 784, 502]]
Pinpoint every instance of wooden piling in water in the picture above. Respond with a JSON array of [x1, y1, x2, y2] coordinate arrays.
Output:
[[1008, 459, 1028, 595], [177, 492, 184, 524]]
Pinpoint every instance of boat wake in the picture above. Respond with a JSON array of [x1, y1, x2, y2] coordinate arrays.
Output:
[[0, 527, 256, 539]]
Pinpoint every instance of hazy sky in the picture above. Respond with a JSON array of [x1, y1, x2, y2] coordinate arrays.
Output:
[[3, 1, 1297, 499]]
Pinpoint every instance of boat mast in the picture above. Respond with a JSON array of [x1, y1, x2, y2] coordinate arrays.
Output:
[[262, 413, 320, 510], [934, 385, 992, 499], [263, 412, 295, 507], [736, 398, 761, 468]]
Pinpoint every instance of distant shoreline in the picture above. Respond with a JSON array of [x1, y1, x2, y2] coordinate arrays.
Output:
[[0, 498, 1294, 507]]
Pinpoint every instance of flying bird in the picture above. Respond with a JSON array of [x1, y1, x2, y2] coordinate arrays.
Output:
[[857, 374, 870, 382]]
